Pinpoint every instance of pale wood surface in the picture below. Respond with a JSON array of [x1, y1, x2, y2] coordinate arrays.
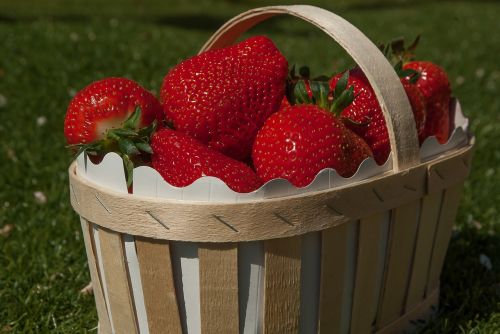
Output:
[[264, 236, 302, 334], [350, 213, 386, 334], [376, 287, 439, 334], [405, 192, 443, 310], [135, 237, 182, 334], [427, 146, 473, 193], [318, 222, 350, 334], [426, 184, 463, 294], [199, 244, 239, 334], [80, 219, 112, 334], [68, 146, 470, 243], [200, 5, 421, 171], [98, 228, 139, 334], [377, 201, 420, 328]]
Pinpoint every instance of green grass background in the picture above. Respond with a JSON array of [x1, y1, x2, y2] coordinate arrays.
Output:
[[0, 0, 499, 332]]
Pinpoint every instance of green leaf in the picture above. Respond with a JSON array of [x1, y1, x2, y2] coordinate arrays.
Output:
[[293, 80, 312, 104], [390, 37, 405, 54], [408, 35, 421, 52], [299, 66, 310, 78], [112, 128, 138, 137], [138, 120, 157, 139], [309, 80, 330, 110], [334, 71, 349, 98], [122, 155, 134, 188], [394, 60, 404, 74], [136, 142, 153, 154], [123, 106, 141, 130], [331, 86, 355, 114], [118, 138, 140, 156]]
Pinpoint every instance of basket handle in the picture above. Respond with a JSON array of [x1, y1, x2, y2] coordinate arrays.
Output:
[[200, 5, 420, 172]]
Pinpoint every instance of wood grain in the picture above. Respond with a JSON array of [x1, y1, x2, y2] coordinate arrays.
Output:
[[264, 236, 302, 334], [80, 218, 112, 334], [350, 213, 387, 334], [405, 192, 443, 310], [376, 287, 439, 334], [426, 184, 463, 294], [199, 243, 239, 334], [318, 222, 353, 334], [135, 237, 182, 334], [376, 201, 420, 328], [98, 227, 139, 334]]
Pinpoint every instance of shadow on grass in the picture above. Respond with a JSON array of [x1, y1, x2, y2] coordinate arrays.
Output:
[[422, 224, 500, 332]]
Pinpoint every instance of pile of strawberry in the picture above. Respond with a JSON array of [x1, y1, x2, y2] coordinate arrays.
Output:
[[64, 36, 452, 193]]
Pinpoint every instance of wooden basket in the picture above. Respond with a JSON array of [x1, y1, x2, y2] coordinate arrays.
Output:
[[69, 5, 474, 334]]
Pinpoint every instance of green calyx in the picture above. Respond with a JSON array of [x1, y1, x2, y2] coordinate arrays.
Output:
[[68, 106, 157, 187], [379, 35, 421, 84], [287, 66, 355, 116]]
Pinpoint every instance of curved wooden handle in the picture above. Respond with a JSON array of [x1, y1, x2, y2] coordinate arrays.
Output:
[[200, 5, 420, 172]]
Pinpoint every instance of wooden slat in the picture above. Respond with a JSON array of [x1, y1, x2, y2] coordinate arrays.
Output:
[[405, 191, 443, 310], [264, 236, 302, 333], [135, 237, 182, 334], [350, 213, 386, 334], [376, 287, 439, 334], [80, 218, 113, 334], [199, 243, 239, 334], [318, 221, 354, 334], [98, 227, 139, 334], [376, 201, 420, 328], [426, 184, 464, 294]]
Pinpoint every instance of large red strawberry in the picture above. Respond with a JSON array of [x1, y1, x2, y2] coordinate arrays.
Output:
[[160, 36, 288, 161], [64, 77, 163, 186], [330, 68, 425, 165], [404, 61, 450, 143], [64, 77, 163, 145], [152, 128, 262, 193], [252, 99, 373, 187]]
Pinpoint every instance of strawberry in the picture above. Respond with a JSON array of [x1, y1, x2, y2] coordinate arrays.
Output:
[[64, 77, 163, 145], [64, 77, 163, 186], [151, 128, 262, 193], [252, 78, 373, 188], [404, 61, 450, 143], [330, 68, 426, 165], [160, 36, 288, 161], [385, 36, 451, 143]]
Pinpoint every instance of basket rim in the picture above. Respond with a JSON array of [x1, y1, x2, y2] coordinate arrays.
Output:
[[69, 141, 473, 242]]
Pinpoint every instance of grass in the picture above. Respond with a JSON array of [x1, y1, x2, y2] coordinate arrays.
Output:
[[0, 0, 499, 332]]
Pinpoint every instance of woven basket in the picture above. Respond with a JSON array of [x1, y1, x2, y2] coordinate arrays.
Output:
[[69, 5, 474, 334]]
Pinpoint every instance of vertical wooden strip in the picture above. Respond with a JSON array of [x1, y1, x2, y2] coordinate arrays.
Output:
[[80, 218, 112, 334], [135, 237, 182, 334], [264, 236, 302, 334], [376, 200, 420, 328], [405, 191, 443, 310], [426, 184, 464, 295], [98, 227, 139, 334], [299, 232, 321, 334], [199, 243, 239, 334], [350, 213, 387, 334], [318, 221, 356, 334]]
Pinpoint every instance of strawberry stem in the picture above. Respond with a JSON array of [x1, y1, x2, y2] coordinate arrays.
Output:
[[68, 106, 158, 188]]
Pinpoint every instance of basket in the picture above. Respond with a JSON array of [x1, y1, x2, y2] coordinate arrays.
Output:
[[69, 5, 474, 334]]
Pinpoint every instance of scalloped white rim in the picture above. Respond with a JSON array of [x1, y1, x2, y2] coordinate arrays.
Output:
[[76, 98, 469, 203]]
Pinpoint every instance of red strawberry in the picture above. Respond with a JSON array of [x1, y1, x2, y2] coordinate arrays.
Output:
[[64, 77, 163, 145], [330, 68, 425, 164], [160, 36, 288, 161], [404, 61, 450, 143], [151, 128, 262, 193], [384, 37, 451, 143], [252, 104, 373, 187], [401, 78, 426, 143], [64, 77, 163, 187]]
